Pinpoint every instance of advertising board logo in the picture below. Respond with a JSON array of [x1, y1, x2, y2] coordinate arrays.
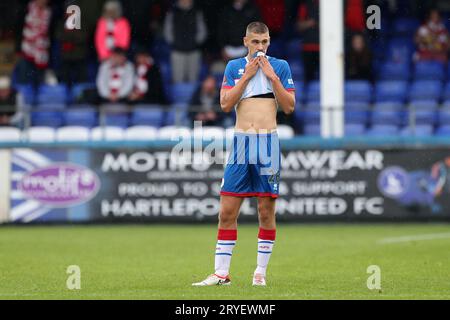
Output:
[[19, 163, 100, 207], [377, 166, 409, 199]]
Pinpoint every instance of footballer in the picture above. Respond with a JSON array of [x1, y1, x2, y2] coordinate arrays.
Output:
[[193, 22, 295, 286]]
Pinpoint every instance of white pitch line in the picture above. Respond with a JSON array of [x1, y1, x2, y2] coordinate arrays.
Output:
[[378, 232, 450, 244]]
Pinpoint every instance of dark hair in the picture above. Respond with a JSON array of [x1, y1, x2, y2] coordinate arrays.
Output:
[[111, 47, 127, 55], [246, 21, 269, 35], [134, 45, 150, 56]]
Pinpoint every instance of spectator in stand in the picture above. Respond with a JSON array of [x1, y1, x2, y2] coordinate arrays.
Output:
[[55, 0, 89, 87], [346, 33, 373, 81], [414, 8, 450, 63], [96, 47, 134, 103], [128, 49, 167, 105], [163, 0, 207, 83], [217, 0, 261, 61], [198, 1, 228, 60], [121, 0, 166, 49], [254, 0, 285, 37], [15, 0, 52, 87], [0, 76, 17, 126], [189, 75, 221, 126], [296, 0, 320, 83], [345, 0, 365, 33], [95, 1, 131, 62]]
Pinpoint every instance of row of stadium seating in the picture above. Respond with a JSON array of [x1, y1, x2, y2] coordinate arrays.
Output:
[[28, 105, 194, 128], [301, 80, 450, 104], [15, 79, 450, 108], [287, 59, 450, 83], [296, 107, 450, 127], [14, 82, 198, 106], [0, 125, 295, 143], [303, 124, 450, 136], [27, 102, 450, 129], [1, 123, 450, 143]]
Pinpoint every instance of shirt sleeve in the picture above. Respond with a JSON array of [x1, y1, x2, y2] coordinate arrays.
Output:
[[221, 62, 235, 89], [279, 60, 295, 92]]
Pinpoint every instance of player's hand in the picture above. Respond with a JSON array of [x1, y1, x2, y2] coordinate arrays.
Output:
[[243, 57, 260, 79], [258, 57, 278, 82]]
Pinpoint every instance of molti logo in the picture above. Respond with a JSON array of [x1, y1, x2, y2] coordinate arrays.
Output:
[[18, 163, 100, 207]]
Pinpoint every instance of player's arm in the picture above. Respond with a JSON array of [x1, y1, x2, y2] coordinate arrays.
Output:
[[258, 58, 295, 115], [220, 58, 259, 113]]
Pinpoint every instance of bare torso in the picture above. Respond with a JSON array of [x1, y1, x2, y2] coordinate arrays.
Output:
[[235, 98, 277, 132]]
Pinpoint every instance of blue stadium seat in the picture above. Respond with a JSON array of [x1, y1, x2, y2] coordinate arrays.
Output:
[[345, 102, 370, 112], [409, 100, 439, 111], [443, 82, 450, 101], [414, 61, 445, 81], [290, 60, 304, 82], [170, 82, 197, 104], [65, 109, 98, 128], [32, 111, 64, 128], [164, 104, 189, 126], [103, 113, 129, 128], [303, 124, 321, 136], [443, 100, 450, 108], [159, 62, 172, 100], [70, 82, 96, 103], [345, 110, 368, 125], [386, 37, 414, 64], [152, 38, 171, 63], [303, 110, 321, 125], [371, 110, 403, 126], [366, 124, 399, 136], [286, 39, 302, 61], [35, 103, 66, 110], [409, 81, 442, 101], [370, 37, 388, 62], [391, 18, 420, 37], [400, 125, 434, 136], [267, 38, 284, 58], [447, 63, 450, 81], [293, 102, 303, 126], [37, 84, 68, 104], [213, 72, 224, 90], [164, 109, 177, 126], [294, 81, 303, 101], [345, 124, 366, 136], [345, 81, 372, 103], [378, 62, 410, 81], [304, 102, 321, 110], [438, 107, 450, 125], [436, 125, 450, 136], [198, 62, 210, 82], [14, 84, 35, 105], [69, 103, 96, 109], [410, 110, 436, 125], [131, 106, 164, 127], [306, 81, 320, 102], [374, 81, 408, 103], [373, 102, 404, 111]]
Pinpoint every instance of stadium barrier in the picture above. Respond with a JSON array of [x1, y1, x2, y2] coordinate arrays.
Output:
[[1, 136, 450, 224]]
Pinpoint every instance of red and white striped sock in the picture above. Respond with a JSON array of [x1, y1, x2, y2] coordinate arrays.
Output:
[[255, 228, 276, 276], [214, 229, 237, 277]]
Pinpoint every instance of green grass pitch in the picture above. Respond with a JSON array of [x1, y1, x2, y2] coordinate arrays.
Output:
[[0, 223, 449, 300]]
